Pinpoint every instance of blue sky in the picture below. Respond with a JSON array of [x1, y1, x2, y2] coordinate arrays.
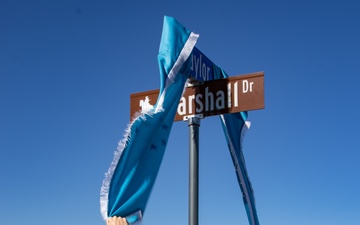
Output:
[[1, 0, 360, 224]]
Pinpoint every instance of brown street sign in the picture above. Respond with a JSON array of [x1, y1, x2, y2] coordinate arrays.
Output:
[[130, 72, 264, 121]]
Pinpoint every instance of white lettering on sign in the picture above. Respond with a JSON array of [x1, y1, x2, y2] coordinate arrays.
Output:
[[234, 81, 238, 107], [227, 83, 232, 108], [191, 53, 211, 81], [195, 94, 203, 113], [215, 90, 225, 109], [188, 95, 195, 114], [177, 81, 240, 116], [242, 80, 254, 93], [205, 87, 214, 111], [130, 72, 264, 121]]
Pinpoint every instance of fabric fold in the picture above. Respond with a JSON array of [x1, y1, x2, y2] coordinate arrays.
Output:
[[100, 16, 198, 223]]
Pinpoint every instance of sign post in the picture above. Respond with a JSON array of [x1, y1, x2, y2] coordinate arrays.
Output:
[[188, 116, 200, 225]]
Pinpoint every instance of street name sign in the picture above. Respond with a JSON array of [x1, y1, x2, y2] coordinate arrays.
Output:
[[130, 72, 264, 122], [189, 47, 214, 81]]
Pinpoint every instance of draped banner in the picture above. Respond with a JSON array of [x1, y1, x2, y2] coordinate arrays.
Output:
[[221, 112, 260, 225], [100, 16, 198, 224], [207, 63, 260, 225], [100, 16, 260, 225]]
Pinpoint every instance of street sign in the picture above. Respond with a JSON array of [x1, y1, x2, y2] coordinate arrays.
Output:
[[189, 47, 214, 81], [130, 72, 264, 121]]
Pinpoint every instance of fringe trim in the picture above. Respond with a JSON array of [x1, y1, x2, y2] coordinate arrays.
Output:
[[240, 121, 251, 147], [100, 110, 156, 221], [100, 115, 135, 221]]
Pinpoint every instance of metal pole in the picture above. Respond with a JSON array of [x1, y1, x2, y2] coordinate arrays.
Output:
[[188, 116, 200, 225]]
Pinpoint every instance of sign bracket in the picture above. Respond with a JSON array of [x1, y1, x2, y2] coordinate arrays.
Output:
[[183, 114, 204, 121]]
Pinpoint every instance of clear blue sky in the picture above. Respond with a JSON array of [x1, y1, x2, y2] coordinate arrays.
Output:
[[1, 0, 359, 224]]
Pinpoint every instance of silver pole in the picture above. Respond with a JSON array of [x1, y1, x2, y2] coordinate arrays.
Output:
[[188, 116, 200, 225]]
